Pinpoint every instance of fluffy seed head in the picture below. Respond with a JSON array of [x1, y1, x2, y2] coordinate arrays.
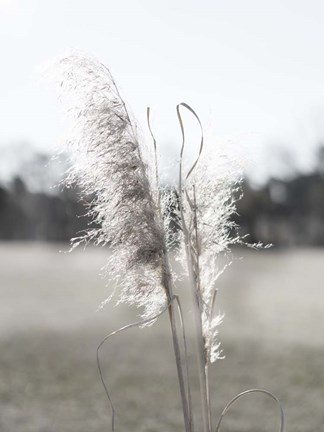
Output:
[[50, 52, 168, 319], [183, 150, 243, 363]]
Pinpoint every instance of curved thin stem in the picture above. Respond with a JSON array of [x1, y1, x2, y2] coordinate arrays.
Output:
[[145, 107, 192, 432], [176, 102, 204, 184], [163, 267, 192, 432], [97, 298, 175, 432], [214, 388, 285, 432], [177, 103, 210, 432], [100, 62, 134, 130], [174, 295, 193, 431], [146, 107, 160, 207]]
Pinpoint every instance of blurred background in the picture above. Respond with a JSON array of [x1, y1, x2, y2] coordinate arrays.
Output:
[[1, 1, 324, 431]]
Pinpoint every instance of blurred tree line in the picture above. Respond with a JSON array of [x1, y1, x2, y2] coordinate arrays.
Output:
[[1, 144, 324, 246], [237, 146, 324, 246], [0, 144, 90, 241], [0, 177, 88, 241]]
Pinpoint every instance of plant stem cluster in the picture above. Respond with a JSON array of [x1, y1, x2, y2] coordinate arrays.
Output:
[[52, 52, 280, 432]]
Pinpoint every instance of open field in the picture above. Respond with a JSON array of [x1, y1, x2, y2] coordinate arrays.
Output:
[[1, 243, 324, 431]]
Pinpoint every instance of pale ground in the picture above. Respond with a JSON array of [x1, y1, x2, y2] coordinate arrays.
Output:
[[0, 243, 324, 432]]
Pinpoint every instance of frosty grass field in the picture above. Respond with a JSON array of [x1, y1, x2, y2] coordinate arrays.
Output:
[[1, 243, 324, 431]]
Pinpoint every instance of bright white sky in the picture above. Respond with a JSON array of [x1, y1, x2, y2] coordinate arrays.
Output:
[[1, 0, 324, 182]]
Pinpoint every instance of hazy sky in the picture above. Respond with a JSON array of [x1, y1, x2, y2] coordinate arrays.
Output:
[[1, 0, 324, 181]]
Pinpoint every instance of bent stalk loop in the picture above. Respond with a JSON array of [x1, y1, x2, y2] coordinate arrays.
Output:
[[177, 103, 212, 432], [214, 389, 285, 432]]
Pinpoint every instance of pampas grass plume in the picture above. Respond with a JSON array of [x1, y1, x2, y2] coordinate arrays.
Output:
[[49, 51, 168, 319]]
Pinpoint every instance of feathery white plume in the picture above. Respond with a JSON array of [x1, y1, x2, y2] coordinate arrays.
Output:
[[50, 52, 168, 319], [182, 150, 243, 363]]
